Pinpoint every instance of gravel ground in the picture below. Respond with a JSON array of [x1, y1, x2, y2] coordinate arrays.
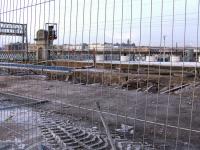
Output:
[[0, 74, 200, 149]]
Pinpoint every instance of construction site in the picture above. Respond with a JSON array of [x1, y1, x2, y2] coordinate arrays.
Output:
[[1, 0, 200, 150]]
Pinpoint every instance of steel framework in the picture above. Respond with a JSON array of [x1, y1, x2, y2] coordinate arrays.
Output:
[[0, 22, 28, 52]]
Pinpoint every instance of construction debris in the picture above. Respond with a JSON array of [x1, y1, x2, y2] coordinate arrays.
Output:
[[96, 101, 116, 150], [161, 83, 190, 94], [115, 124, 134, 134]]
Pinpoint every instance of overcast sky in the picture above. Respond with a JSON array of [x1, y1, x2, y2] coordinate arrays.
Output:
[[0, 0, 200, 47]]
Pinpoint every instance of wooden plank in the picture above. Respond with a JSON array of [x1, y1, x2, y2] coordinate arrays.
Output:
[[161, 84, 190, 94]]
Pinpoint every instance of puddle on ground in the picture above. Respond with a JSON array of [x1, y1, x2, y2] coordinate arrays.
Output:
[[0, 100, 43, 149], [0, 107, 39, 124], [0, 102, 40, 124]]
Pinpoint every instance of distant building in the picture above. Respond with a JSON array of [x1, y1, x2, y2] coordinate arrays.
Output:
[[28, 43, 64, 52], [49, 45, 64, 51], [114, 42, 136, 49], [89, 43, 116, 51], [194, 48, 200, 53], [4, 42, 25, 51], [28, 44, 37, 52], [63, 43, 88, 51]]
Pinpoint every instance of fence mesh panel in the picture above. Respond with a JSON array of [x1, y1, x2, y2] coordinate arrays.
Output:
[[0, 0, 200, 149]]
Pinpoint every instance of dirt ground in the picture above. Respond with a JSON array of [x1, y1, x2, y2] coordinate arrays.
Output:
[[0, 72, 200, 150]]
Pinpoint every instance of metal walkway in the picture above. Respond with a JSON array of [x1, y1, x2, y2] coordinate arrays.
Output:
[[0, 62, 73, 73]]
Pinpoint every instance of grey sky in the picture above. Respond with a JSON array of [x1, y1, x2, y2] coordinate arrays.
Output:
[[0, 0, 200, 47]]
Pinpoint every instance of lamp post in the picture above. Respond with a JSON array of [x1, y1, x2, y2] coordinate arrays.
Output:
[[163, 35, 166, 62]]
